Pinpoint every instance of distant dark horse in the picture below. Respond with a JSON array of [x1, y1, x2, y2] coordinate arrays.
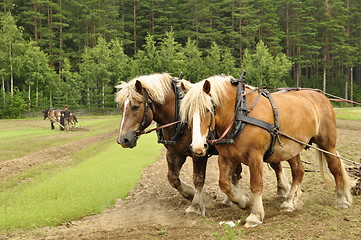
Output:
[[43, 108, 78, 130], [43, 108, 61, 130]]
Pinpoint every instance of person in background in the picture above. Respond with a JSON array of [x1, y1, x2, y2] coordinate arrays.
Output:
[[61, 105, 71, 131]]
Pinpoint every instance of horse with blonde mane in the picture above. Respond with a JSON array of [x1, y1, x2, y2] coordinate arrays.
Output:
[[180, 75, 355, 227], [115, 73, 244, 216]]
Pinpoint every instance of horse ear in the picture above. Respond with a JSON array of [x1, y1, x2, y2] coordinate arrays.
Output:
[[180, 82, 187, 93], [203, 80, 211, 95], [135, 80, 143, 94]]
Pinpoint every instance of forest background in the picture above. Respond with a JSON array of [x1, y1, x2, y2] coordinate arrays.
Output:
[[0, 0, 360, 118]]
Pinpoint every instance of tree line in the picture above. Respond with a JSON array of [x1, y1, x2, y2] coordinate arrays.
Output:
[[0, 0, 360, 118]]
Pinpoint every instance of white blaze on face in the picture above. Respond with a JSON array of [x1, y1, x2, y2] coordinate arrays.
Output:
[[119, 98, 129, 134], [191, 111, 206, 151]]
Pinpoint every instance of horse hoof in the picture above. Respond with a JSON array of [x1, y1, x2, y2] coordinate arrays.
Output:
[[280, 202, 296, 212], [336, 202, 350, 209], [185, 206, 204, 217], [244, 214, 262, 228], [222, 198, 236, 207], [281, 207, 294, 212], [244, 220, 262, 228]]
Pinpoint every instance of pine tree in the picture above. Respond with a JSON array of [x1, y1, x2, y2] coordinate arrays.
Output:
[[281, 0, 320, 87], [242, 40, 292, 87], [254, 0, 284, 54], [181, 38, 207, 82]]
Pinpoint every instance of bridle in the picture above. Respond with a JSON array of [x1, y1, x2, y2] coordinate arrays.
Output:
[[132, 74, 186, 140], [134, 89, 154, 137]]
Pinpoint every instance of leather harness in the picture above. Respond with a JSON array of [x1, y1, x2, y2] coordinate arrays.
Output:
[[209, 71, 280, 160], [156, 75, 187, 145]]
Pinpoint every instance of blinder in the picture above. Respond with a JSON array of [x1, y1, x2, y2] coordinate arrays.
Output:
[[135, 89, 154, 136]]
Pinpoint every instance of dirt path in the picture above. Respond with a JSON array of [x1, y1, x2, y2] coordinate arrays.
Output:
[[1, 120, 360, 240]]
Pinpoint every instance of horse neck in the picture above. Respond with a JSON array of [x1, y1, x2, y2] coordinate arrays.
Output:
[[152, 93, 177, 126]]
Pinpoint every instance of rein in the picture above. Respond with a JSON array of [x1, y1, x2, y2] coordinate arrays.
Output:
[[265, 87, 361, 105], [136, 120, 180, 136], [208, 118, 234, 145]]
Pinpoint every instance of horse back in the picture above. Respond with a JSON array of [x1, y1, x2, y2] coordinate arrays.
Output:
[[237, 90, 336, 162]]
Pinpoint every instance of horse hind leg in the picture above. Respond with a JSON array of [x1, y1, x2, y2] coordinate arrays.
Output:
[[316, 148, 356, 208], [280, 155, 304, 212], [222, 164, 243, 206], [218, 156, 249, 210], [185, 156, 208, 216], [270, 162, 291, 200]]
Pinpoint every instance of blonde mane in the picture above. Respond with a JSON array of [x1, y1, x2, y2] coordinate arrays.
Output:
[[115, 73, 192, 106], [180, 75, 233, 122]]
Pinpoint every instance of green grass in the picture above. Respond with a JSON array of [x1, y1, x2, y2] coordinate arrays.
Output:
[[334, 107, 361, 121], [0, 132, 163, 230], [0, 116, 120, 161]]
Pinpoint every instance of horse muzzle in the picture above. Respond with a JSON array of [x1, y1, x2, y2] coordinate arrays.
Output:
[[189, 143, 209, 157], [117, 132, 138, 148]]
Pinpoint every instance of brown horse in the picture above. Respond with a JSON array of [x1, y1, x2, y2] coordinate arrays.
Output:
[[115, 73, 292, 216], [43, 108, 78, 130], [115, 73, 224, 216], [180, 75, 355, 227], [43, 108, 61, 130]]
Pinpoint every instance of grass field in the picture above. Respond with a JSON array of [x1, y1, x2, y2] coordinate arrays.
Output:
[[0, 116, 163, 230], [0, 107, 359, 233], [334, 107, 361, 121]]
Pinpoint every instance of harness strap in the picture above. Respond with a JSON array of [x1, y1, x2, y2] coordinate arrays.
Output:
[[237, 115, 275, 133], [260, 90, 280, 160], [156, 74, 186, 145], [208, 71, 280, 160]]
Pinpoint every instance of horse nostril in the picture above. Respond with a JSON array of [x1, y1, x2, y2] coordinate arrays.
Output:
[[204, 143, 209, 150], [189, 144, 193, 152], [123, 138, 129, 143]]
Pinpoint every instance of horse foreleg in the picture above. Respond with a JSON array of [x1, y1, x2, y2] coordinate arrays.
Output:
[[166, 151, 194, 201], [218, 156, 249, 209], [270, 162, 290, 199], [185, 156, 208, 216], [51, 121, 55, 130], [244, 156, 264, 228], [280, 155, 304, 212]]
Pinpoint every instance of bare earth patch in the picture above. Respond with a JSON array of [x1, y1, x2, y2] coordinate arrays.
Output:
[[1, 119, 360, 240]]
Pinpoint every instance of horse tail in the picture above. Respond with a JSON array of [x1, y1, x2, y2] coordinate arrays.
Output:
[[316, 150, 356, 190], [73, 114, 78, 123], [316, 150, 335, 187]]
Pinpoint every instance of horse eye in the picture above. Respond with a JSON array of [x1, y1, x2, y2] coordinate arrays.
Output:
[[131, 105, 140, 111]]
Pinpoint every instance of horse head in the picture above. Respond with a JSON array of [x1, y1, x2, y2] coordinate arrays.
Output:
[[180, 80, 216, 157], [116, 80, 154, 148], [43, 108, 49, 120], [180, 76, 233, 157]]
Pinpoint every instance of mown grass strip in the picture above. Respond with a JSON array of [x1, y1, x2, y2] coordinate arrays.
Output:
[[0, 116, 120, 161], [0, 133, 163, 230], [334, 107, 361, 121]]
